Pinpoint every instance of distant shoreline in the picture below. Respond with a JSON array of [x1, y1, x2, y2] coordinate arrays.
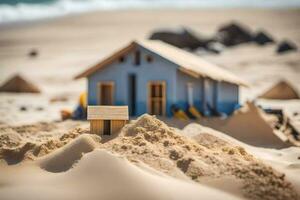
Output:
[[1, 7, 300, 31]]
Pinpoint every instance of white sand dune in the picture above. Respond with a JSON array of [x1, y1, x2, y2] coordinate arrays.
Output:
[[0, 149, 244, 200], [38, 134, 98, 172], [165, 102, 292, 148], [248, 147, 300, 195], [0, 114, 299, 200], [185, 102, 291, 148], [0, 121, 90, 165], [183, 122, 300, 196], [104, 115, 298, 200]]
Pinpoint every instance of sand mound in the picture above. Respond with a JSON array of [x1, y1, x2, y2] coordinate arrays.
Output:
[[0, 132, 22, 149], [193, 102, 290, 148], [0, 74, 40, 93], [182, 123, 300, 196], [102, 114, 298, 200], [258, 80, 300, 100], [0, 115, 298, 199], [66, 149, 242, 200], [0, 141, 37, 164], [0, 149, 244, 200], [0, 122, 90, 164], [38, 134, 99, 172]]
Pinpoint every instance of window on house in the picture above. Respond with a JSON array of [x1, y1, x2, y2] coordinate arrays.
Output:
[[146, 55, 153, 63], [148, 81, 166, 116], [134, 51, 140, 66], [98, 82, 114, 105], [119, 56, 125, 63]]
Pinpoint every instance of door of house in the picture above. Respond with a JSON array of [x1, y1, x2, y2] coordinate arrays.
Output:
[[128, 74, 136, 116], [103, 120, 111, 135], [202, 79, 218, 115], [148, 81, 166, 116], [98, 82, 114, 105]]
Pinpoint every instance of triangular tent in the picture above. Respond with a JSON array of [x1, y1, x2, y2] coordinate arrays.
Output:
[[0, 74, 40, 93], [258, 80, 299, 100]]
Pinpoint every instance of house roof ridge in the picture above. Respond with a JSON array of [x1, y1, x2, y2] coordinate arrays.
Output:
[[75, 39, 249, 87]]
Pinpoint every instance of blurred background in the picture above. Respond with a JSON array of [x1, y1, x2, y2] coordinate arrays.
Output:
[[0, 0, 299, 125], [1, 0, 300, 25]]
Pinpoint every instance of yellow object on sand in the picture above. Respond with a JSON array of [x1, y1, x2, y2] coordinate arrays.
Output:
[[173, 109, 189, 120], [79, 92, 87, 108], [188, 106, 202, 119]]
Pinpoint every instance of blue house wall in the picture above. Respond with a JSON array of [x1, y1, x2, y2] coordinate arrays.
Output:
[[217, 82, 239, 114], [176, 72, 239, 115], [88, 45, 177, 116], [176, 71, 203, 112], [87, 44, 239, 116]]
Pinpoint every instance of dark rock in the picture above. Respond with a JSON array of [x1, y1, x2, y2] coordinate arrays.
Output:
[[293, 112, 298, 116], [36, 107, 44, 111], [28, 49, 38, 57], [253, 31, 274, 45], [20, 106, 27, 111], [149, 27, 213, 50], [216, 22, 253, 47], [276, 41, 297, 54]]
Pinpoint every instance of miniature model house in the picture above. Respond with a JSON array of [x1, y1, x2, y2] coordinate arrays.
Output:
[[87, 106, 129, 135], [76, 40, 248, 117]]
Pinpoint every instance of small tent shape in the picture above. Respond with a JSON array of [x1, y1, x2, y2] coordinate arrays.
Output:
[[0, 74, 40, 93], [258, 80, 299, 100]]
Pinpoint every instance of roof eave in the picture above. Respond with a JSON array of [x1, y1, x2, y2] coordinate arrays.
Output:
[[74, 41, 138, 80], [239, 81, 250, 88], [178, 67, 200, 79], [179, 67, 250, 87], [88, 117, 129, 120]]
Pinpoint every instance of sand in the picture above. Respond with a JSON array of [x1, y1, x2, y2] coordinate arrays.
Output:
[[0, 115, 299, 200], [181, 121, 300, 197], [104, 115, 298, 200], [258, 80, 300, 100], [0, 9, 300, 125], [164, 102, 293, 148], [0, 120, 89, 164], [0, 149, 246, 200], [0, 9, 299, 145], [0, 8, 300, 200]]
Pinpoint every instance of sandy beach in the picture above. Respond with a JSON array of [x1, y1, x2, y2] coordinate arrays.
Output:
[[1, 9, 300, 123], [0, 8, 300, 200], [0, 115, 299, 200]]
